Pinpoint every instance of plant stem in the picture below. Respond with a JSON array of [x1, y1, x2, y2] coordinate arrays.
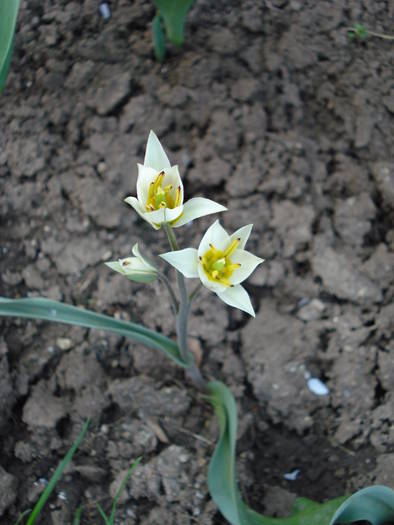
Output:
[[163, 223, 206, 391], [158, 271, 179, 313]]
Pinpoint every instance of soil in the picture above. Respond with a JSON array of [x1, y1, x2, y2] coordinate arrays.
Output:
[[0, 0, 393, 524]]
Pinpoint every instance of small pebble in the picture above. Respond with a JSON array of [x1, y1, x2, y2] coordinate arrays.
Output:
[[284, 469, 300, 481], [307, 377, 329, 396], [99, 2, 111, 19]]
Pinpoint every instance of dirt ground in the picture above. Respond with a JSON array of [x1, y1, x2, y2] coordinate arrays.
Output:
[[0, 0, 393, 523]]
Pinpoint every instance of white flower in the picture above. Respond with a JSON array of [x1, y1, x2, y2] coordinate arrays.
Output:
[[125, 131, 226, 229], [105, 243, 158, 283], [160, 220, 264, 316]]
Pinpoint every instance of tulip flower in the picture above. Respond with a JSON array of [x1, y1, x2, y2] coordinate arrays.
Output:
[[125, 131, 226, 229], [160, 220, 264, 316], [106, 243, 158, 283]]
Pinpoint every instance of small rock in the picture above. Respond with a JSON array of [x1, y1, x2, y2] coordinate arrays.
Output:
[[307, 378, 329, 396], [22, 381, 68, 428], [0, 466, 17, 515], [371, 162, 394, 210], [297, 298, 325, 321], [312, 244, 382, 305], [56, 338, 73, 350]]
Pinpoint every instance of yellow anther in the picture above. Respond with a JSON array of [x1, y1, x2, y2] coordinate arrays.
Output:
[[212, 270, 219, 279], [223, 238, 240, 258], [174, 186, 182, 207]]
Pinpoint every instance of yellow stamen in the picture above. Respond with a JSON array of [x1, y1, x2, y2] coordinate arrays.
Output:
[[200, 239, 241, 287]]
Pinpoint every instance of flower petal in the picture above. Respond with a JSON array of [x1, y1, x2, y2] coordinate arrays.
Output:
[[217, 284, 255, 316], [197, 219, 230, 257], [173, 198, 227, 229], [197, 263, 228, 293], [228, 249, 264, 285], [124, 196, 160, 229], [144, 130, 171, 171], [137, 164, 158, 204], [145, 204, 183, 225], [230, 224, 253, 250], [105, 261, 123, 274], [160, 248, 199, 278], [132, 243, 157, 271]]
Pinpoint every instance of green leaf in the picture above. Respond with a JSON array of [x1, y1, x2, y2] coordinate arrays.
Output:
[[0, 297, 186, 366], [330, 486, 394, 525], [152, 0, 194, 46], [207, 380, 347, 525], [0, 0, 21, 93], [153, 14, 166, 61], [73, 506, 83, 525], [26, 420, 90, 525]]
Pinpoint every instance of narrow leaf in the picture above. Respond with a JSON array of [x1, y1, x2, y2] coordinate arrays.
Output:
[[0, 297, 186, 366], [109, 457, 142, 523], [153, 14, 166, 61], [330, 486, 394, 525], [26, 420, 90, 525], [73, 506, 83, 525], [152, 0, 194, 46], [0, 0, 21, 92]]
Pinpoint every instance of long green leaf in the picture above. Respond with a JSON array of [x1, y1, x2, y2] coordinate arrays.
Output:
[[152, 0, 194, 46], [153, 14, 166, 62], [26, 420, 90, 525], [330, 486, 394, 525], [0, 0, 21, 92], [207, 381, 349, 525], [0, 297, 186, 366]]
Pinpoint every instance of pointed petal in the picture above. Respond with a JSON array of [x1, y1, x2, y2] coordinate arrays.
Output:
[[217, 285, 255, 316], [197, 262, 228, 293], [173, 198, 227, 229], [145, 204, 183, 225], [144, 130, 171, 171], [197, 219, 230, 257], [105, 261, 123, 274], [132, 243, 157, 271], [137, 164, 158, 204], [160, 248, 199, 278], [229, 249, 264, 285], [230, 224, 253, 250], [124, 196, 160, 230]]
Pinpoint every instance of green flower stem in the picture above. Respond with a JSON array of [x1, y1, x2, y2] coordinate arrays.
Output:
[[163, 222, 206, 390], [158, 271, 179, 313]]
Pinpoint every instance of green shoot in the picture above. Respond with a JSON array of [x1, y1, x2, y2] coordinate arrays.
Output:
[[97, 458, 142, 525], [19, 420, 90, 525], [346, 23, 394, 41]]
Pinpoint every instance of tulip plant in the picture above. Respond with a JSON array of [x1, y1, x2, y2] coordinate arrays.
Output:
[[1, 132, 394, 524]]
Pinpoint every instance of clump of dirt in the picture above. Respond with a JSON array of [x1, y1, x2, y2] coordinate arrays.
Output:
[[1, 0, 393, 523]]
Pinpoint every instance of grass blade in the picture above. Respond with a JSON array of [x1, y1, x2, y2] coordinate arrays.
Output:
[[152, 0, 194, 46], [109, 457, 141, 523], [73, 506, 83, 525], [0, 297, 186, 366], [26, 420, 90, 525]]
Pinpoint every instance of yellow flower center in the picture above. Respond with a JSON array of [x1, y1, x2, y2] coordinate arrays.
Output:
[[200, 238, 241, 287], [145, 171, 182, 212]]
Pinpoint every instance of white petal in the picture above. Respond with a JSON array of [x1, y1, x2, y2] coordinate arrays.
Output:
[[197, 219, 230, 257], [217, 285, 255, 316], [228, 249, 264, 285], [124, 196, 160, 230], [173, 197, 227, 228], [145, 204, 183, 225], [197, 263, 228, 293], [144, 130, 171, 171], [160, 248, 199, 278], [137, 164, 158, 204], [125, 196, 145, 217], [105, 261, 123, 274], [163, 166, 184, 206], [132, 243, 157, 271], [230, 224, 253, 250]]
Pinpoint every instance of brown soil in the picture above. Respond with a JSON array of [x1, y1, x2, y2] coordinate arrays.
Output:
[[0, 0, 393, 524]]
